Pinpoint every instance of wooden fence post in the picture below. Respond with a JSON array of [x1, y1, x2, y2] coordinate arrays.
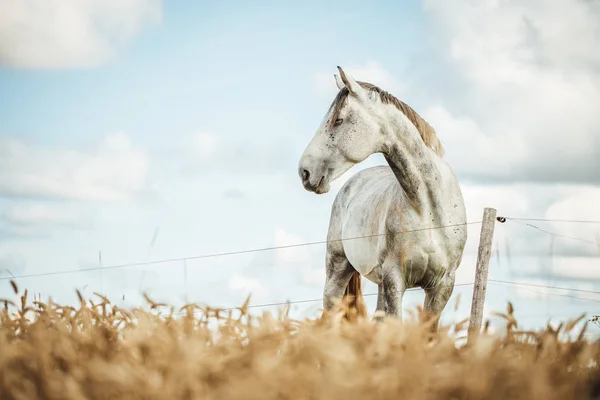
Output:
[[468, 207, 497, 342]]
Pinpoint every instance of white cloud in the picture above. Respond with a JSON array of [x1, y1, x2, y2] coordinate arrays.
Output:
[[422, 105, 528, 181], [3, 203, 94, 230], [460, 184, 531, 222], [546, 186, 600, 225], [0, 0, 162, 69], [544, 187, 600, 255], [298, 266, 325, 287], [420, 0, 600, 184], [190, 132, 219, 165], [458, 182, 600, 262], [476, 185, 600, 261], [228, 274, 268, 299], [314, 61, 405, 99], [173, 129, 298, 176], [273, 228, 311, 266], [423, 0, 600, 88], [549, 257, 600, 279], [0, 132, 149, 201]]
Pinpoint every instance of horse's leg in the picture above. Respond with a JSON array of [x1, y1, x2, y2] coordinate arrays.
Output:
[[322, 251, 356, 312], [423, 271, 455, 332], [382, 265, 406, 320], [373, 283, 385, 323]]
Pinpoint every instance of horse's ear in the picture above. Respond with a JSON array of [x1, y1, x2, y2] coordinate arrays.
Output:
[[334, 74, 345, 90], [337, 66, 365, 97]]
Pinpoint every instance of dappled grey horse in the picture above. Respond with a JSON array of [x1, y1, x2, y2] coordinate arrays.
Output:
[[298, 66, 467, 329]]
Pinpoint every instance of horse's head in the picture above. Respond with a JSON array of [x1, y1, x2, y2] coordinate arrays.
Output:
[[298, 66, 384, 194]]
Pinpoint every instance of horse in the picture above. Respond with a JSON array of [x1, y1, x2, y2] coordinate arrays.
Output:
[[297, 66, 467, 329]]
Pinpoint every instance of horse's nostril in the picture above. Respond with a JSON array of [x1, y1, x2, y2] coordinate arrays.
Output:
[[302, 169, 310, 181]]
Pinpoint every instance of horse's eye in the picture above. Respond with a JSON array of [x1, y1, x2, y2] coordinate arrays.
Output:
[[334, 118, 343, 127]]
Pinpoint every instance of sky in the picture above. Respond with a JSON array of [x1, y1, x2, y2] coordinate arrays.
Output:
[[1, 0, 600, 336]]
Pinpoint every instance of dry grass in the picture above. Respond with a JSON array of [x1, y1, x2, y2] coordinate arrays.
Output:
[[1, 281, 600, 400]]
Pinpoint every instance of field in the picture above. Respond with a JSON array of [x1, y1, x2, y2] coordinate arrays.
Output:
[[1, 281, 600, 400]]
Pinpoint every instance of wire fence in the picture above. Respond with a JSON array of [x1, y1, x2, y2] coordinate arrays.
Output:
[[170, 280, 600, 315], [1, 214, 599, 320], [173, 282, 477, 316], [504, 217, 600, 247], [0, 220, 484, 281], [487, 281, 600, 304]]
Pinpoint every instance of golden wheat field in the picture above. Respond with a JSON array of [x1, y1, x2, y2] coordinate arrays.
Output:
[[1, 280, 599, 400]]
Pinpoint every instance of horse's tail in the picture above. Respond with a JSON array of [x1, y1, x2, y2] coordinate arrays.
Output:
[[342, 270, 368, 322]]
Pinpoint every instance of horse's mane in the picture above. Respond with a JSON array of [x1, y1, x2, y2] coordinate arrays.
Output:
[[329, 82, 444, 157]]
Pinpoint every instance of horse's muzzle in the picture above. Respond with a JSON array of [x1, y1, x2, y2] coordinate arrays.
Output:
[[299, 167, 326, 193]]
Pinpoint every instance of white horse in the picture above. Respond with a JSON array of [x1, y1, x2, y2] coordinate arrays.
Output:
[[298, 66, 467, 329]]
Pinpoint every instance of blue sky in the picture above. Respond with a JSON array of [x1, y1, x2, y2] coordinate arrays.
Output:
[[0, 1, 425, 145], [1, 0, 600, 337]]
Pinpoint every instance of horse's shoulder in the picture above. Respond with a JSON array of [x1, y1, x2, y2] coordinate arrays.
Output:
[[348, 165, 393, 184], [335, 165, 389, 192], [332, 166, 394, 208]]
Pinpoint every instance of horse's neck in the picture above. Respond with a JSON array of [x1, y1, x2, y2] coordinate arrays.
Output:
[[381, 115, 440, 215]]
